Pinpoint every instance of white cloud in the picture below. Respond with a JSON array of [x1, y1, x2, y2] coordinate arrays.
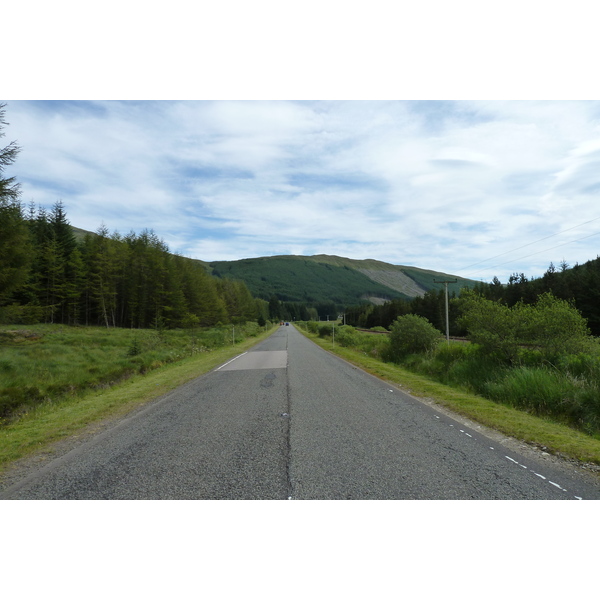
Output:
[[6, 99, 600, 282]]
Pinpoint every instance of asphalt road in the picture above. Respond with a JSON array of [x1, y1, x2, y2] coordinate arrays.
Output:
[[2, 325, 600, 499]]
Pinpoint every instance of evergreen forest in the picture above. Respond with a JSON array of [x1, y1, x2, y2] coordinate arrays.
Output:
[[0, 199, 265, 328]]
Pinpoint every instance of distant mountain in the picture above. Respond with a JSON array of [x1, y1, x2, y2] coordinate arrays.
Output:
[[69, 226, 476, 307], [209, 254, 478, 306]]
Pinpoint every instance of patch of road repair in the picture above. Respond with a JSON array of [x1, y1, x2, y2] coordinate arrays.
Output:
[[216, 350, 288, 371]]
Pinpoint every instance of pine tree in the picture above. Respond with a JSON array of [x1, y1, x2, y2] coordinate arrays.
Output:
[[0, 199, 33, 307], [0, 104, 33, 308], [65, 247, 86, 325], [0, 103, 21, 202], [89, 225, 119, 327]]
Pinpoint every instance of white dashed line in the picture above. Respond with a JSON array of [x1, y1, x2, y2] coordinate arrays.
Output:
[[433, 415, 581, 498], [549, 481, 567, 491]]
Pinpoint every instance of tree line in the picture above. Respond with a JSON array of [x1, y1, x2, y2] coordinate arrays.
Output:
[[0, 200, 265, 328], [344, 288, 459, 333], [345, 258, 600, 337]]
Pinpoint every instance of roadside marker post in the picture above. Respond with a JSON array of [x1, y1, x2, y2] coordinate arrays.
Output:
[[434, 279, 457, 344]]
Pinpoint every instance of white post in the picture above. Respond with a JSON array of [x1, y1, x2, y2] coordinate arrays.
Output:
[[434, 279, 457, 345]]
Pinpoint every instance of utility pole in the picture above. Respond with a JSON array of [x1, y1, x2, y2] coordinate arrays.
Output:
[[434, 279, 457, 344]]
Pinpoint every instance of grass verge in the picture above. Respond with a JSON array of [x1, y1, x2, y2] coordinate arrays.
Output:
[[0, 326, 276, 474], [300, 328, 600, 467]]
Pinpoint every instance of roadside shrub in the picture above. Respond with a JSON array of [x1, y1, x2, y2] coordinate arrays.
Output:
[[384, 314, 442, 363], [354, 332, 389, 359], [556, 352, 600, 380], [319, 324, 333, 338], [303, 321, 320, 334], [240, 321, 260, 337], [334, 325, 358, 347], [457, 291, 592, 365]]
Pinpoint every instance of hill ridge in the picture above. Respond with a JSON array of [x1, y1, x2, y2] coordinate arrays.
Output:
[[69, 226, 476, 306], [209, 254, 477, 306]]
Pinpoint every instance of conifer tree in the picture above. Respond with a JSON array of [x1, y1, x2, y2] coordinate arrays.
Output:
[[0, 103, 21, 202], [0, 104, 33, 307]]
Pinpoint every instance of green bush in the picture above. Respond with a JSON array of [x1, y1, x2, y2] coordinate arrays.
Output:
[[385, 314, 442, 363], [308, 321, 320, 334], [458, 291, 592, 365], [319, 324, 334, 338], [334, 325, 358, 347]]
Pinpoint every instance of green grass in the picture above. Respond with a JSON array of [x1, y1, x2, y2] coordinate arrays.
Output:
[[0, 322, 267, 421], [0, 323, 276, 473], [297, 325, 600, 466]]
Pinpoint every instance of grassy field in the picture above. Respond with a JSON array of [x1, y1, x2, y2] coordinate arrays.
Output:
[[297, 324, 600, 468], [0, 322, 276, 472]]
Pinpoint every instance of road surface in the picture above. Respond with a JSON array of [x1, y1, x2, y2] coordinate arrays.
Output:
[[2, 325, 600, 499]]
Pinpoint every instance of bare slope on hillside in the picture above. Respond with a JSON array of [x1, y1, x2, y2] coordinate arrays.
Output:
[[356, 268, 427, 297], [306, 255, 474, 298]]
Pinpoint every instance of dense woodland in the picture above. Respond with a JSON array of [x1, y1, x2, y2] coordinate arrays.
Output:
[[0, 200, 270, 328], [345, 260, 600, 337]]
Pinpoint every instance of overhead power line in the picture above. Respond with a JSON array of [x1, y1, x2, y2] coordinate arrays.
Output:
[[463, 217, 600, 270], [465, 230, 600, 279], [457, 216, 600, 274]]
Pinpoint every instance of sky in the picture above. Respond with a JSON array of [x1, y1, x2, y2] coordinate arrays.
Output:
[[5, 99, 600, 283]]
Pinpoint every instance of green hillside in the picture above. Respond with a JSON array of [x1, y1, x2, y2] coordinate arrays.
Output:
[[209, 256, 409, 305], [68, 226, 476, 308], [209, 254, 477, 306], [305, 255, 475, 297]]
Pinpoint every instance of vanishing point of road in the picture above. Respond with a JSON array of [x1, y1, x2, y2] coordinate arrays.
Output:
[[2, 325, 600, 500]]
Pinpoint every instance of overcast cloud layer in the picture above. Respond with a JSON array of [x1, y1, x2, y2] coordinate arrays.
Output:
[[5, 100, 600, 282]]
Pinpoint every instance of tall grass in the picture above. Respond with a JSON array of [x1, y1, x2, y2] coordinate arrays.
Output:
[[397, 341, 600, 436], [296, 322, 390, 359], [0, 321, 269, 423]]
